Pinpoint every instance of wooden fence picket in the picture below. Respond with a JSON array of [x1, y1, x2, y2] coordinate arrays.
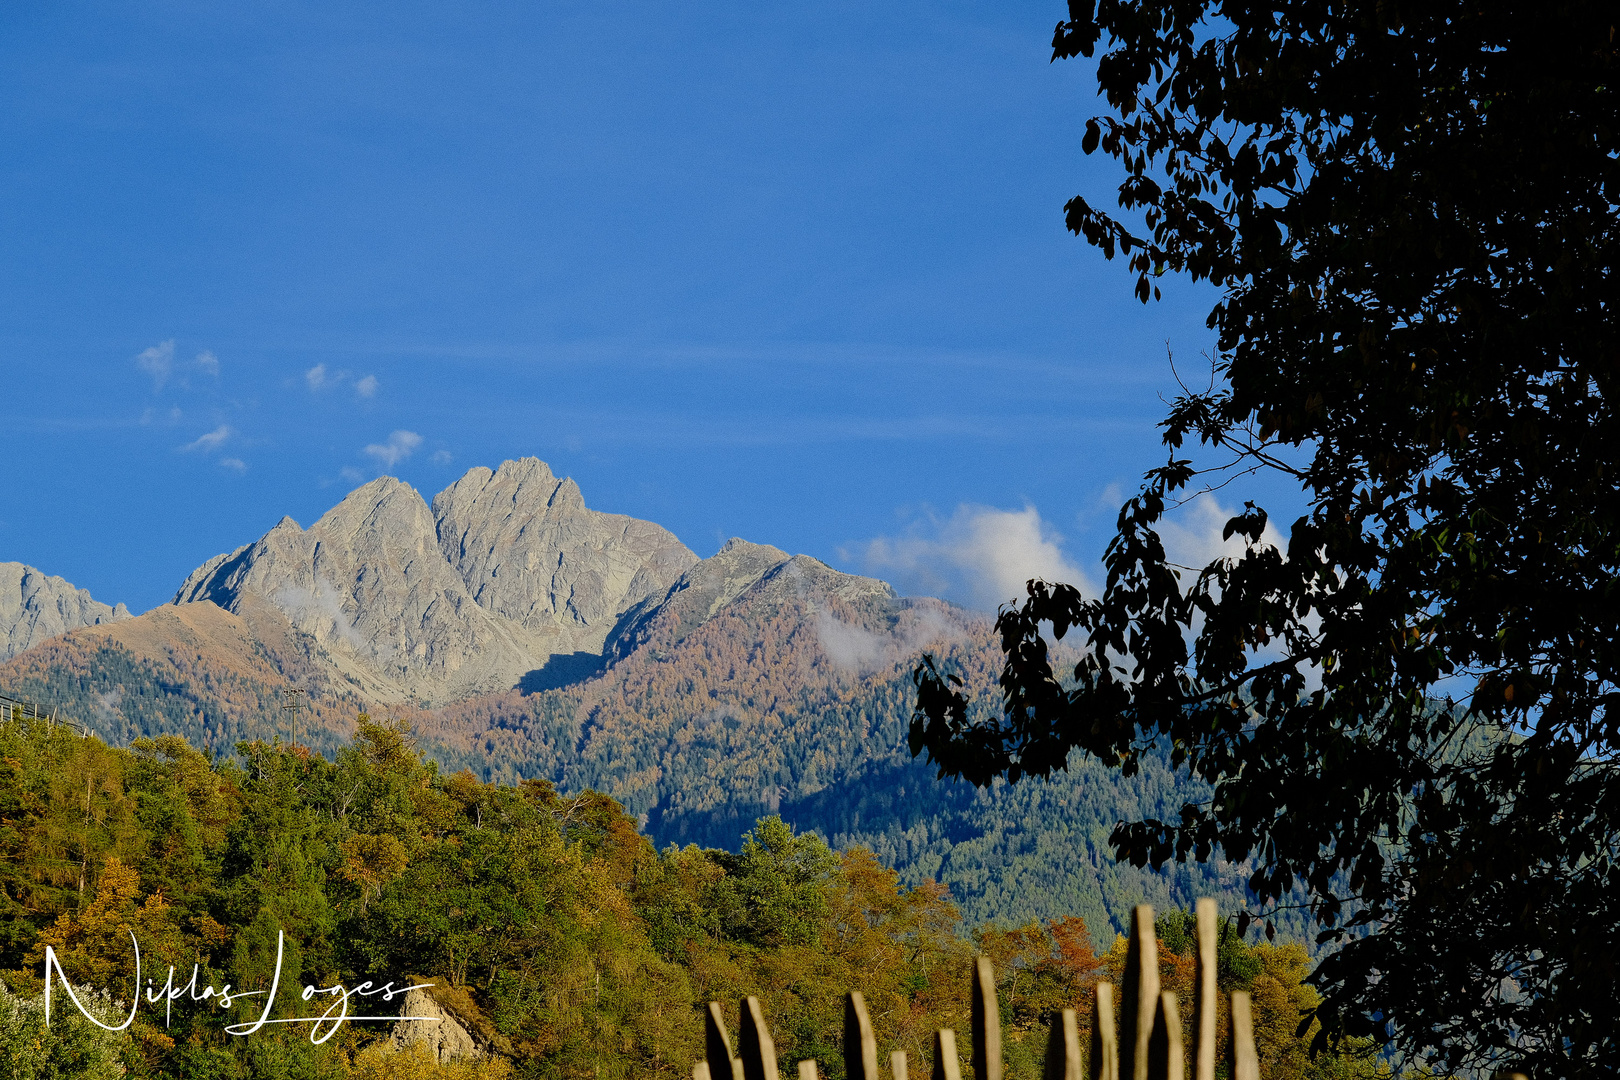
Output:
[[1090, 982, 1119, 1080], [1147, 992, 1183, 1080], [932, 1028, 962, 1080], [694, 899, 1264, 1080], [1043, 1008, 1083, 1080], [845, 991, 880, 1080], [740, 997, 779, 1080], [707, 1001, 743, 1080], [1120, 906, 1160, 1080], [971, 956, 1003, 1080], [1228, 992, 1259, 1080], [1193, 899, 1217, 1080]]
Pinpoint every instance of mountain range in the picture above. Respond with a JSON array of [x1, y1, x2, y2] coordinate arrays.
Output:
[[0, 457, 1277, 939]]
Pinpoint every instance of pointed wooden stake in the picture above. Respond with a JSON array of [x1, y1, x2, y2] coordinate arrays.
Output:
[[1120, 906, 1161, 1080], [892, 1051, 909, 1080], [933, 1029, 963, 1080], [708, 1001, 743, 1080], [1091, 983, 1118, 1080], [740, 997, 780, 1080], [695, 1062, 714, 1080], [845, 991, 879, 1080], [1228, 993, 1258, 1080], [971, 956, 1002, 1080], [798, 1062, 818, 1080], [1193, 900, 1217, 1080], [1147, 992, 1183, 1080], [1043, 1008, 1083, 1080]]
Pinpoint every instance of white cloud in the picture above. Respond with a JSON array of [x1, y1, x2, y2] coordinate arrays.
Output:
[[815, 604, 976, 675], [219, 457, 247, 473], [305, 364, 328, 390], [270, 578, 376, 658], [355, 374, 378, 398], [196, 350, 220, 376], [136, 340, 175, 389], [339, 465, 365, 483], [94, 687, 123, 725], [430, 449, 453, 465], [362, 429, 422, 468], [180, 424, 233, 453], [852, 504, 1099, 611], [140, 406, 183, 426], [1156, 494, 1286, 574], [1154, 494, 1315, 682]]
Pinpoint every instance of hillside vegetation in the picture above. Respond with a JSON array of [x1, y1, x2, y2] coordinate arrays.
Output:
[[0, 589, 1312, 943], [0, 710, 1375, 1080]]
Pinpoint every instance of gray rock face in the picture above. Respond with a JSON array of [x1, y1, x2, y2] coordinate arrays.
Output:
[[173, 461, 697, 704], [606, 537, 896, 659], [433, 457, 696, 644], [389, 987, 483, 1063], [0, 562, 131, 661], [175, 479, 543, 702]]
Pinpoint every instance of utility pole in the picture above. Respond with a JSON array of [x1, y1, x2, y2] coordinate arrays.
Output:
[[281, 687, 305, 751]]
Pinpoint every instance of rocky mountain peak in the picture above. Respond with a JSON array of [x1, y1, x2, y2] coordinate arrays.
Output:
[[0, 562, 131, 661], [171, 460, 699, 704], [431, 458, 695, 635], [604, 537, 896, 660]]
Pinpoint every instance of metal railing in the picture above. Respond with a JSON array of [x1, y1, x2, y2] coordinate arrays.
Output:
[[0, 691, 90, 737]]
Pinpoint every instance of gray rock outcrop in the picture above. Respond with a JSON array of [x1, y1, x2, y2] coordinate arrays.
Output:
[[389, 987, 482, 1063], [606, 537, 897, 659], [433, 457, 696, 644], [0, 562, 131, 661]]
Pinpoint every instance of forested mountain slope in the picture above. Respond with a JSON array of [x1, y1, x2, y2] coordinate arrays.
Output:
[[0, 712, 1363, 1080]]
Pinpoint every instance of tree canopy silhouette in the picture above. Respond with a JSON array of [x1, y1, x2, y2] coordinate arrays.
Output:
[[910, 1, 1619, 1075]]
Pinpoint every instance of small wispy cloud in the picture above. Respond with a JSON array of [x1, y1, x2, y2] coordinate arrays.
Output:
[[304, 365, 378, 397], [340, 465, 365, 483], [181, 425, 233, 453], [136, 340, 175, 389], [815, 605, 976, 676], [219, 457, 247, 473], [363, 430, 422, 468], [430, 448, 453, 465], [196, 350, 220, 376], [140, 406, 183, 426], [851, 504, 1098, 611]]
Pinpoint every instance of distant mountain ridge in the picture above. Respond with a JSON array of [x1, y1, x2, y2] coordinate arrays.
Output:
[[172, 457, 700, 704], [0, 561, 130, 661]]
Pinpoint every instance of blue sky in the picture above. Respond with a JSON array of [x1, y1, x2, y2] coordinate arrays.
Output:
[[0, 1, 1261, 614]]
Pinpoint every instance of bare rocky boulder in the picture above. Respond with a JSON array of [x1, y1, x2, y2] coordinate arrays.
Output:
[[389, 986, 482, 1064]]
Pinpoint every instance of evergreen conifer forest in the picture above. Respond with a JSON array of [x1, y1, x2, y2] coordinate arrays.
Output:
[[0, 710, 1376, 1080]]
